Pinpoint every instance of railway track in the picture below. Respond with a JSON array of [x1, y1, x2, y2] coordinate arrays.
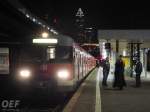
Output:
[[16, 92, 73, 112], [19, 105, 61, 112]]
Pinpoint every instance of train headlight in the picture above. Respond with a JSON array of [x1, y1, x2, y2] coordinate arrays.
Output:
[[19, 69, 31, 79], [57, 70, 69, 79]]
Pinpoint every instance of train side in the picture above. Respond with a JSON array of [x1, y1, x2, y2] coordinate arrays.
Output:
[[56, 43, 96, 92]]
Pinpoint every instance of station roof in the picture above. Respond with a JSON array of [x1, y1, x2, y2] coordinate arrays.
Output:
[[98, 30, 150, 42]]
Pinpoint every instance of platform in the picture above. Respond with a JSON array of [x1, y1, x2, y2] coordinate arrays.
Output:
[[63, 67, 150, 112], [101, 71, 150, 112], [63, 68, 101, 112]]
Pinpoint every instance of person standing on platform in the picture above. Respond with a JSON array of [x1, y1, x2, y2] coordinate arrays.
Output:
[[102, 57, 110, 87], [113, 55, 126, 90], [135, 58, 142, 87]]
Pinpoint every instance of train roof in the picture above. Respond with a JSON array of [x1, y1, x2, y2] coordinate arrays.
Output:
[[56, 34, 74, 46]]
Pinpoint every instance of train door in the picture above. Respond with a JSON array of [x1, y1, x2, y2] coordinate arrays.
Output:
[[81, 54, 83, 78], [78, 53, 81, 80], [73, 48, 78, 81], [83, 54, 86, 77], [82, 54, 85, 77], [74, 48, 80, 81], [85, 56, 87, 75]]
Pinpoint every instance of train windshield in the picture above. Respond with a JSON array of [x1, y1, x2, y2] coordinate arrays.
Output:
[[18, 45, 46, 63], [17, 45, 72, 63]]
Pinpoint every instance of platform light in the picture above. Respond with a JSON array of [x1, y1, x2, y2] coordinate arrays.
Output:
[[25, 14, 30, 18], [42, 32, 49, 38], [123, 50, 127, 56], [38, 22, 42, 25], [32, 18, 36, 22], [33, 38, 58, 44]]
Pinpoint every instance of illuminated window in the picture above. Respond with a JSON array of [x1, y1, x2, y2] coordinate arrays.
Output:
[[0, 48, 9, 74], [47, 47, 55, 60]]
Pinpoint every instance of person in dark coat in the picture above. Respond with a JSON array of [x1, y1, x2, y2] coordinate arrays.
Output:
[[135, 59, 142, 87], [113, 55, 126, 90], [102, 57, 110, 86]]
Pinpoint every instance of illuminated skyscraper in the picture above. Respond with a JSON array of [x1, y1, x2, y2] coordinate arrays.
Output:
[[75, 8, 86, 43]]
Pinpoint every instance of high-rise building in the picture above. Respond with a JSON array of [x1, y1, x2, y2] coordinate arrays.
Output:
[[75, 8, 86, 43]]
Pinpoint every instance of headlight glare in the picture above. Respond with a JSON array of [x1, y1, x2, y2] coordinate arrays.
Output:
[[57, 70, 69, 79], [19, 69, 31, 79]]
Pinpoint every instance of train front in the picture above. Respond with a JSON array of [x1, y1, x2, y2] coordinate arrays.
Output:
[[14, 37, 74, 94]]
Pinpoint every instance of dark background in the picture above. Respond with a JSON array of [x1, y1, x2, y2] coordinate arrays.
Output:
[[19, 0, 150, 29], [1, 0, 150, 42]]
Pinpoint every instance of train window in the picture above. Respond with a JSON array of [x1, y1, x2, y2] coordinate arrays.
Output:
[[47, 46, 72, 60], [0, 48, 9, 74], [47, 47, 55, 60], [56, 46, 71, 59], [18, 45, 46, 63]]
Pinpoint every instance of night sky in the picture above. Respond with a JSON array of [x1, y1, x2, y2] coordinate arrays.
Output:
[[1, 0, 150, 43], [19, 0, 150, 29]]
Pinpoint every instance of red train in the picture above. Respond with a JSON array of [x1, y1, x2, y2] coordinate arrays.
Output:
[[3, 35, 96, 93]]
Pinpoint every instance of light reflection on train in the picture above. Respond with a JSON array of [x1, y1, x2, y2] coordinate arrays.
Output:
[[12, 35, 96, 93]]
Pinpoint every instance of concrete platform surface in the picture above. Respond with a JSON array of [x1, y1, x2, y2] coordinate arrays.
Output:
[[100, 67, 150, 112], [63, 68, 101, 112]]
